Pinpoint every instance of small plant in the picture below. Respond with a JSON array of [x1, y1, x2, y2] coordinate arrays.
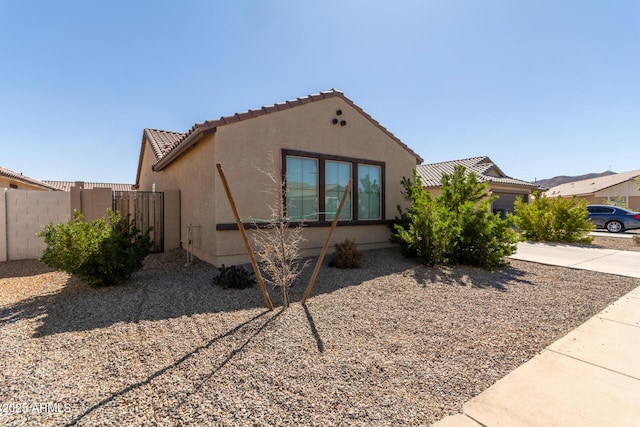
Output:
[[329, 238, 364, 268], [251, 154, 309, 307], [634, 235, 640, 247], [213, 264, 256, 289]]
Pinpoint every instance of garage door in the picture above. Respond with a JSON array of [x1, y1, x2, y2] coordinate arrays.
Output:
[[492, 192, 528, 212]]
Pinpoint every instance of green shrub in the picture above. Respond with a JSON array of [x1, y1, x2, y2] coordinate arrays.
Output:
[[38, 209, 152, 286], [390, 173, 454, 265], [329, 238, 364, 268], [391, 167, 521, 269], [513, 192, 594, 244], [213, 264, 256, 289]]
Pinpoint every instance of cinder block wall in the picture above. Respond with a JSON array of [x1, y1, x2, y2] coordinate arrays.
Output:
[[1, 188, 177, 262], [3, 190, 70, 261], [0, 190, 7, 261], [70, 187, 113, 222]]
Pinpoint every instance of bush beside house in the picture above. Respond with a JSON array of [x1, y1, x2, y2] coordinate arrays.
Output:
[[391, 166, 521, 269], [38, 209, 152, 286]]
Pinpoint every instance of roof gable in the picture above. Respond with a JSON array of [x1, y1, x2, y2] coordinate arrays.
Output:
[[142, 89, 423, 174], [416, 156, 538, 189], [545, 169, 640, 197]]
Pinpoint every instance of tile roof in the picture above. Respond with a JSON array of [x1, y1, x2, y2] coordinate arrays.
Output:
[[143, 89, 423, 175], [144, 129, 186, 161], [545, 169, 640, 197], [416, 156, 538, 188], [0, 166, 58, 190], [43, 181, 134, 192]]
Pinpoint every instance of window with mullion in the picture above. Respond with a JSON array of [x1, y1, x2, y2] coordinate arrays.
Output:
[[357, 164, 381, 220], [283, 150, 383, 223], [325, 161, 352, 220], [285, 156, 318, 221]]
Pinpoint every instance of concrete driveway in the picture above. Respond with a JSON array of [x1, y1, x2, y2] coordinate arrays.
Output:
[[510, 241, 640, 278]]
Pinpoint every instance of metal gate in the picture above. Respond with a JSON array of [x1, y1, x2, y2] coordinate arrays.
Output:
[[113, 191, 164, 252]]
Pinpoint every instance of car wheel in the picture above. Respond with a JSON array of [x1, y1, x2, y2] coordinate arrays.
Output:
[[606, 220, 624, 233]]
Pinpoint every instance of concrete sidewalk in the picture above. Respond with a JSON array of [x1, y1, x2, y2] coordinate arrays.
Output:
[[432, 243, 640, 427]]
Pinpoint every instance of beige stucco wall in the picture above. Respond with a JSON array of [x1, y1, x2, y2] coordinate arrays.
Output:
[[138, 143, 166, 190], [138, 96, 420, 266], [163, 189, 181, 250]]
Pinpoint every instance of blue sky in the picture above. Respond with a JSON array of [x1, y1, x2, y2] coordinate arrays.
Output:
[[1, 0, 638, 184]]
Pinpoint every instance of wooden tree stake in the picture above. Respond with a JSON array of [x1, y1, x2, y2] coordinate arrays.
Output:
[[301, 179, 352, 304], [216, 163, 274, 311]]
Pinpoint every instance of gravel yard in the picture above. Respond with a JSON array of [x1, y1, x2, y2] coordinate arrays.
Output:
[[1, 237, 638, 426]]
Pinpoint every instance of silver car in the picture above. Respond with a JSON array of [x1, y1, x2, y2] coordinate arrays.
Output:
[[586, 204, 640, 233]]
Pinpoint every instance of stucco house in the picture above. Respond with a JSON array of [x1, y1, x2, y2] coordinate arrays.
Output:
[[545, 169, 640, 210], [135, 89, 423, 266], [0, 166, 57, 191], [415, 156, 538, 213]]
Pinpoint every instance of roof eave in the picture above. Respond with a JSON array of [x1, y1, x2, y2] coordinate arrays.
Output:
[[153, 126, 216, 172]]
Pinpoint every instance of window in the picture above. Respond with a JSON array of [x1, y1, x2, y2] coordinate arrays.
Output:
[[608, 195, 628, 207], [325, 161, 351, 220], [283, 149, 384, 223], [9, 184, 18, 189], [286, 156, 318, 220], [358, 164, 381, 220]]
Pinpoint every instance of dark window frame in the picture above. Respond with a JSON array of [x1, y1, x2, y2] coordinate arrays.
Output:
[[282, 149, 385, 224], [215, 149, 388, 231]]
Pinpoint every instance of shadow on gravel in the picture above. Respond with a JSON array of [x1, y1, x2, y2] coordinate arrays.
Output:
[[63, 309, 281, 427], [2, 248, 411, 338], [0, 259, 54, 279], [412, 263, 534, 292], [303, 304, 325, 353]]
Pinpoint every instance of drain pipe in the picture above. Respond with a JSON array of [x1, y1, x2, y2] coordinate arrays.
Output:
[[185, 224, 201, 266]]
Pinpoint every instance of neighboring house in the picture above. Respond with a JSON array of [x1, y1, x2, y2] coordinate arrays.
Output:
[[135, 89, 424, 266], [415, 156, 538, 212], [545, 169, 640, 210], [0, 166, 58, 191], [44, 180, 134, 192]]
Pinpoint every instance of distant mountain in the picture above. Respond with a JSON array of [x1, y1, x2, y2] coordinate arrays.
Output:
[[536, 171, 616, 189]]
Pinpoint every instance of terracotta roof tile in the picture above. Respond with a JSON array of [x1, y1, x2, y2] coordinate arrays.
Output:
[[43, 181, 134, 192], [416, 156, 538, 189], [144, 129, 185, 160]]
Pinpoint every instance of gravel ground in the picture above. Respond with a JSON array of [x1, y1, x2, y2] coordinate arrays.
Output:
[[0, 237, 638, 426]]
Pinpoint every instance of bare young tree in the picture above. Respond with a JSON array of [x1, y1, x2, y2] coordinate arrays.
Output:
[[252, 156, 309, 307]]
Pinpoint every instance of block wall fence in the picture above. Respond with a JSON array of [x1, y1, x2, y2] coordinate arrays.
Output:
[[1, 188, 113, 262]]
